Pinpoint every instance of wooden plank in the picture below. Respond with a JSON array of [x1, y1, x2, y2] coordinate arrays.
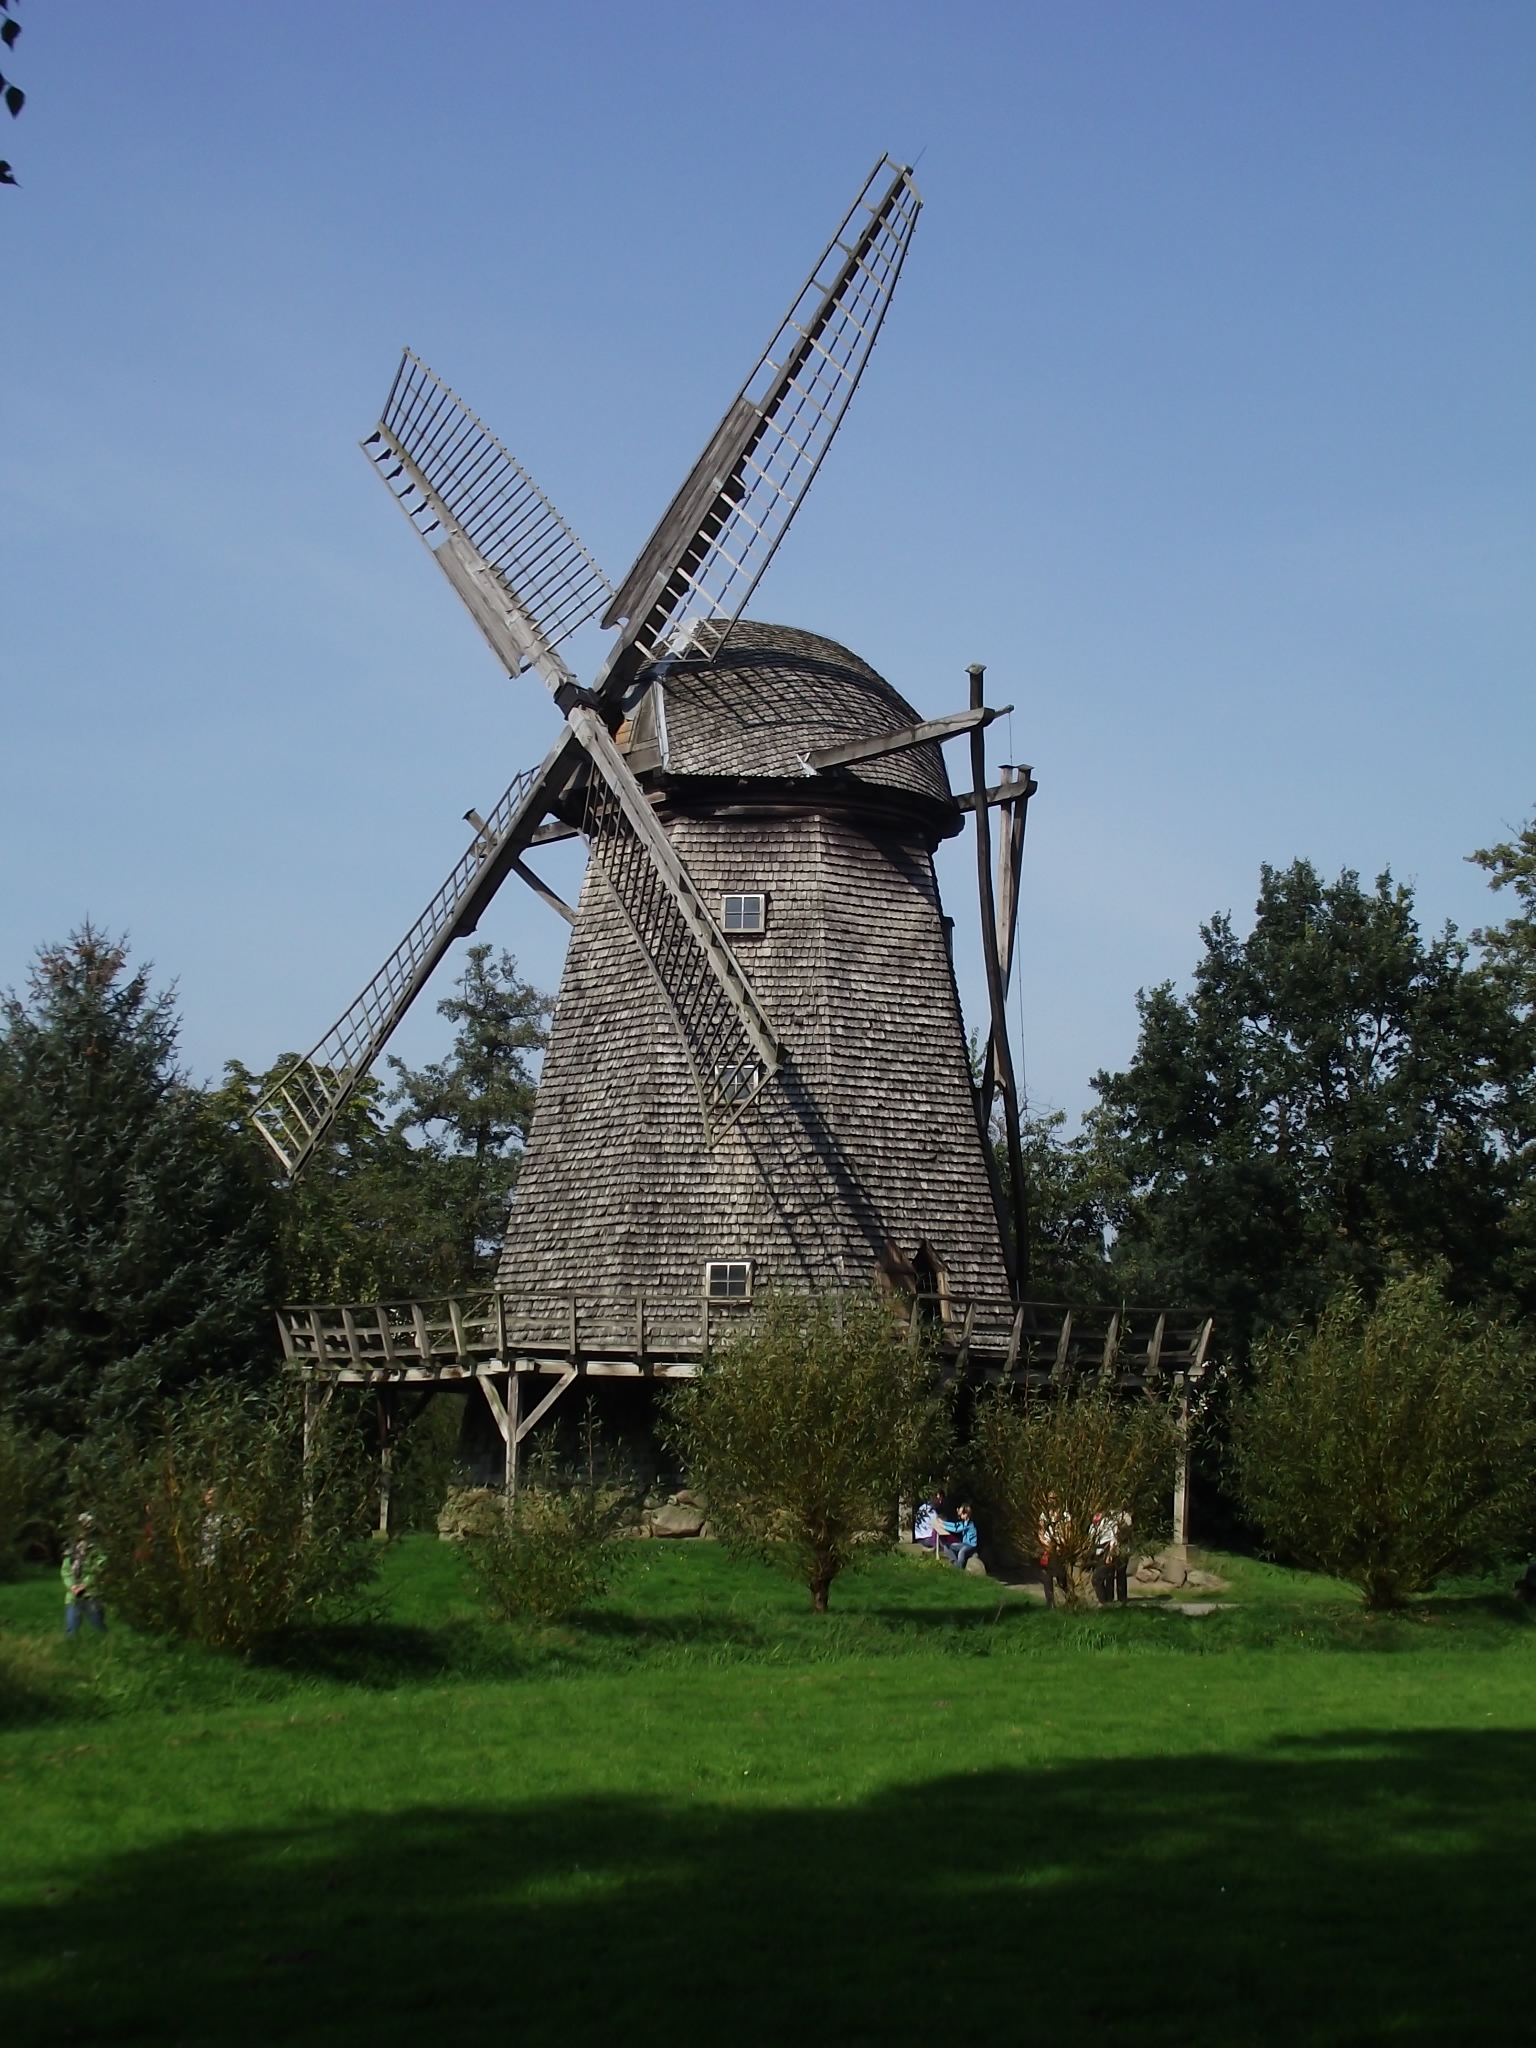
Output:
[[807, 704, 1007, 773]]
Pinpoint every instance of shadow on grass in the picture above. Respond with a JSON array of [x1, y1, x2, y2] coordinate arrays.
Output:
[[6, 1728, 1535, 2047]]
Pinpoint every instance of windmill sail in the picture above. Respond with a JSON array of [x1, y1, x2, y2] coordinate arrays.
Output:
[[251, 731, 585, 1177], [365, 351, 613, 693], [569, 709, 781, 1143], [598, 156, 922, 690]]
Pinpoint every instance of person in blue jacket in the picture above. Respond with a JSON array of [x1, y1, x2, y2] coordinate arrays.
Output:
[[938, 1503, 979, 1570]]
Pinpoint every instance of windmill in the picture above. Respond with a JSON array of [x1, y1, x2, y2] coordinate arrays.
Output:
[[257, 158, 1037, 1450]]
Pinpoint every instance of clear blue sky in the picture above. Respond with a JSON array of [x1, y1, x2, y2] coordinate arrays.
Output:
[[3, 1, 1532, 1123]]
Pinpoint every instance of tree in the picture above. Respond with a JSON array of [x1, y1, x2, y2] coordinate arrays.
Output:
[[80, 1379, 375, 1652], [387, 944, 548, 1273], [0, 930, 275, 1439], [997, 1109, 1116, 1302], [217, 944, 549, 1304], [1230, 1273, 1536, 1608], [665, 1291, 948, 1612], [973, 1381, 1178, 1604], [1090, 860, 1515, 1349]]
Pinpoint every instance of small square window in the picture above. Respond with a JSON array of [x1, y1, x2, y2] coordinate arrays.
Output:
[[722, 892, 766, 934], [706, 1260, 753, 1301], [713, 1059, 763, 1105]]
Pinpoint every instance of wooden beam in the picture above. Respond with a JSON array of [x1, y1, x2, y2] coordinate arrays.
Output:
[[806, 703, 1010, 773], [969, 664, 1029, 1300]]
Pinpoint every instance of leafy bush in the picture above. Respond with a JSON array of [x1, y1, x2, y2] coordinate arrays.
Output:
[[78, 1380, 375, 1651], [1231, 1273, 1536, 1607], [0, 1417, 63, 1574], [463, 1459, 634, 1622], [974, 1380, 1179, 1604], [665, 1290, 948, 1612]]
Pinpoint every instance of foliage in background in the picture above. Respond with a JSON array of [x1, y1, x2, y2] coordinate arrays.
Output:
[[666, 1291, 948, 1612], [219, 945, 548, 1303], [385, 1397, 463, 1536], [1230, 1273, 1536, 1608], [974, 1380, 1178, 1603], [1069, 860, 1519, 1349], [78, 1380, 375, 1652], [0, 930, 276, 1440], [462, 1441, 634, 1623], [0, 1416, 62, 1575], [1469, 814, 1536, 1313]]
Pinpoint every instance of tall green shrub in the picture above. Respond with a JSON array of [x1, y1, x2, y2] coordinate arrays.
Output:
[[0, 1417, 62, 1575], [79, 1381, 374, 1651], [463, 1458, 634, 1623], [1231, 1274, 1536, 1607], [974, 1381, 1178, 1604], [666, 1290, 947, 1612]]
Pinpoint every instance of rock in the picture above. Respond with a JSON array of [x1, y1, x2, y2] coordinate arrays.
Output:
[[673, 1489, 706, 1509], [437, 1487, 504, 1541], [1184, 1568, 1231, 1593], [646, 1501, 708, 1538], [962, 1554, 988, 1577]]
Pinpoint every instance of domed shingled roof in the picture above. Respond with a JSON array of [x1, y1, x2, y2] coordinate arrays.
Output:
[[632, 621, 958, 830]]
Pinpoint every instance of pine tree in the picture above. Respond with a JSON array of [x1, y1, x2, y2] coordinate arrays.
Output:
[[0, 929, 275, 1438]]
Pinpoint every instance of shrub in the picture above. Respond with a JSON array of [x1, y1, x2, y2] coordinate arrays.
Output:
[[463, 1456, 634, 1622], [1230, 1272, 1536, 1607], [0, 1417, 63, 1574], [79, 1380, 375, 1652], [974, 1380, 1179, 1604], [665, 1290, 948, 1612]]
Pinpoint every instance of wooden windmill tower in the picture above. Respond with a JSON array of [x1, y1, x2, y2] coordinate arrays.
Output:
[[257, 159, 1042, 1466]]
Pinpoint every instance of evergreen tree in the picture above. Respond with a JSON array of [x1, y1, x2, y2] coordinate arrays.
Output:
[[387, 943, 549, 1276], [0, 929, 275, 1439], [221, 944, 549, 1303]]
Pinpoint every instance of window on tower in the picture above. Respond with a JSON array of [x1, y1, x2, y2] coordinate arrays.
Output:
[[705, 1260, 753, 1301], [722, 892, 766, 934]]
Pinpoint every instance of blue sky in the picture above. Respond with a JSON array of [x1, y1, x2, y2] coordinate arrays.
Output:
[[2, 1, 1532, 1122]]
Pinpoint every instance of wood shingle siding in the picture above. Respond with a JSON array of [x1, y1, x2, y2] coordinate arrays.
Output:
[[498, 622, 1010, 1319]]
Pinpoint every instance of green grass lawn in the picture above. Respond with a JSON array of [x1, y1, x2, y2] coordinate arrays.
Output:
[[3, 1538, 1533, 2045]]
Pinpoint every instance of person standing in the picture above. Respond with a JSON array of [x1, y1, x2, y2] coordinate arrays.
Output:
[[62, 1513, 107, 1635]]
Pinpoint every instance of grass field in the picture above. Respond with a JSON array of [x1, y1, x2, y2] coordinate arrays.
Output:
[[3, 1537, 1533, 2045]]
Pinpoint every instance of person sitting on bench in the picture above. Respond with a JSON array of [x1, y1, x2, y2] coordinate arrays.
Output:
[[938, 1502, 979, 1570]]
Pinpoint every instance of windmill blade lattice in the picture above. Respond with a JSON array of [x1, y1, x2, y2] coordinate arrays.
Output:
[[600, 156, 922, 685], [251, 746, 575, 1177], [365, 351, 613, 691], [571, 709, 781, 1144]]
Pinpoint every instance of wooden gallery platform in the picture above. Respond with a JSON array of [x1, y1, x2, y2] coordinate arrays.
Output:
[[279, 1293, 1214, 1532]]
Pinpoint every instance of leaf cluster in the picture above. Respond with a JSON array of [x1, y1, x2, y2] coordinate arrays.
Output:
[[77, 1379, 376, 1652], [1230, 1272, 1536, 1607], [665, 1291, 949, 1611]]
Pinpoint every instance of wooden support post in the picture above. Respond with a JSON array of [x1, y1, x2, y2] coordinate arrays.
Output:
[[1171, 1372, 1192, 1555], [968, 663, 1029, 1299], [375, 1387, 397, 1537], [1003, 1305, 1025, 1379], [506, 1371, 521, 1503]]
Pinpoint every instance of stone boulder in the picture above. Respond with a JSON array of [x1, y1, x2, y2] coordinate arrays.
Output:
[[643, 1501, 709, 1539], [437, 1487, 504, 1541]]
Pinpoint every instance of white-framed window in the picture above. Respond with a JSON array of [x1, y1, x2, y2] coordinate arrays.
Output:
[[713, 1059, 763, 1105], [722, 892, 766, 934], [705, 1259, 753, 1301]]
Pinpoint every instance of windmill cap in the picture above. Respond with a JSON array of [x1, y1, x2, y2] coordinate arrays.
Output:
[[636, 621, 960, 833]]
